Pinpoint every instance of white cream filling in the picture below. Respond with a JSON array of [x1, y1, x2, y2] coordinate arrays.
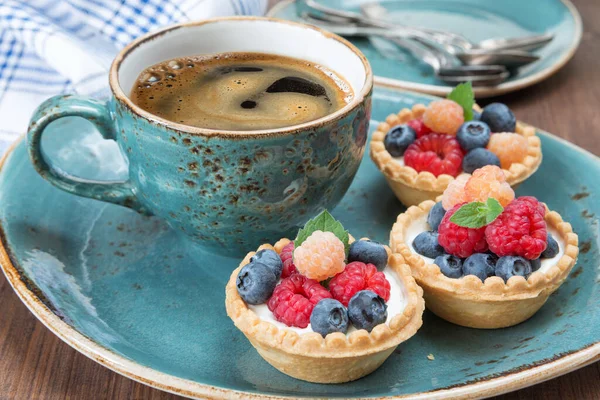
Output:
[[249, 268, 407, 335], [393, 156, 405, 166], [406, 215, 565, 274]]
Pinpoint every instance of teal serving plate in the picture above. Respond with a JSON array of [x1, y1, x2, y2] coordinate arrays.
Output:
[[1, 88, 599, 399], [269, 0, 582, 98]]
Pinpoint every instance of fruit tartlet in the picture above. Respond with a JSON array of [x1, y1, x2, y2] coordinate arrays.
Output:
[[390, 166, 579, 329], [225, 211, 424, 383], [370, 83, 542, 206]]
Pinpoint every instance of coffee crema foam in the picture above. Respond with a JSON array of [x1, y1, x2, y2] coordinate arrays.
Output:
[[129, 52, 353, 131]]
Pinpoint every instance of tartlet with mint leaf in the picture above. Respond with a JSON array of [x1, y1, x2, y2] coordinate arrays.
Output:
[[370, 83, 542, 206], [225, 211, 424, 383], [390, 166, 578, 329]]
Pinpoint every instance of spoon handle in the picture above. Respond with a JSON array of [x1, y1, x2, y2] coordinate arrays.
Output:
[[385, 36, 442, 71], [478, 33, 554, 52]]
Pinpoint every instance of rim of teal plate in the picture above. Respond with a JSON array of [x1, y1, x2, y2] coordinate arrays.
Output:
[[268, 0, 583, 98], [1, 102, 599, 398]]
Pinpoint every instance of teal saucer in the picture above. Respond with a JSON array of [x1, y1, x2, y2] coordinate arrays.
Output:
[[1, 87, 598, 399], [269, 0, 582, 98]]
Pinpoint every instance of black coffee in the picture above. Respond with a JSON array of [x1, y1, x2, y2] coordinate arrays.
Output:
[[130, 52, 353, 131]]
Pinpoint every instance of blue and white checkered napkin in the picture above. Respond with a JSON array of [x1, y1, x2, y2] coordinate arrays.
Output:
[[0, 0, 267, 154]]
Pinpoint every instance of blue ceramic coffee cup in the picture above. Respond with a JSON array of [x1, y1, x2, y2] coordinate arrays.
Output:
[[27, 17, 373, 255]]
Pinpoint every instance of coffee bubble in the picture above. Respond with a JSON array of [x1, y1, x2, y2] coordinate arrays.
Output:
[[143, 72, 161, 83], [168, 60, 183, 70]]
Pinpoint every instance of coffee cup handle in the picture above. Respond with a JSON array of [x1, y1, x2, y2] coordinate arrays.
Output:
[[27, 95, 149, 214]]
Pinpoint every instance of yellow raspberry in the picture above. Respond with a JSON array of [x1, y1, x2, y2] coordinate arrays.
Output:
[[423, 99, 464, 136], [464, 165, 515, 207], [487, 133, 528, 169], [442, 174, 469, 210], [294, 231, 346, 281]]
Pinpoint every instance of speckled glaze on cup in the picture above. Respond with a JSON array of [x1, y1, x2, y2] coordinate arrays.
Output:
[[26, 17, 373, 254]]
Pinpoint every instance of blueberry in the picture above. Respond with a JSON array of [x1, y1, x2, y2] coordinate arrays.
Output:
[[541, 234, 559, 258], [236, 262, 278, 305], [480, 103, 516, 133], [250, 249, 283, 278], [310, 298, 349, 337], [427, 201, 446, 231], [348, 239, 388, 271], [435, 254, 463, 278], [413, 231, 445, 258], [347, 290, 388, 332], [462, 148, 501, 174], [531, 258, 542, 272], [472, 110, 481, 121], [456, 121, 491, 151], [384, 125, 416, 157], [463, 253, 497, 282], [495, 256, 532, 282]]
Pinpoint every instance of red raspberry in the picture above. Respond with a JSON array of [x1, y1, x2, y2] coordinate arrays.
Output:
[[328, 262, 391, 306], [485, 196, 547, 259], [267, 274, 331, 328], [438, 203, 488, 257], [404, 134, 464, 177], [280, 242, 298, 278], [407, 118, 432, 138]]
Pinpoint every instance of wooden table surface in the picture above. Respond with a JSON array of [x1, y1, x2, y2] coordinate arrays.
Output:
[[1, 0, 599, 398]]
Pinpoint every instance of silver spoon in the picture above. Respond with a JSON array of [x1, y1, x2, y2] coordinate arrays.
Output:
[[303, 14, 538, 69], [352, 28, 510, 86], [300, 0, 553, 54], [360, 2, 552, 54], [389, 36, 510, 86], [478, 33, 554, 52], [299, 0, 472, 51], [359, 5, 540, 68], [456, 50, 539, 69], [301, 14, 512, 76]]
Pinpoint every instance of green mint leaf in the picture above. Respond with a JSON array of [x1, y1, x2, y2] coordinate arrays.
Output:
[[450, 202, 487, 228], [294, 210, 349, 253], [485, 197, 504, 224], [450, 198, 504, 228], [447, 82, 475, 121]]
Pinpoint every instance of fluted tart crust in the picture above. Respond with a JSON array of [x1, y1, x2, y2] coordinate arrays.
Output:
[[225, 238, 425, 383], [370, 104, 543, 206], [389, 200, 578, 329]]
